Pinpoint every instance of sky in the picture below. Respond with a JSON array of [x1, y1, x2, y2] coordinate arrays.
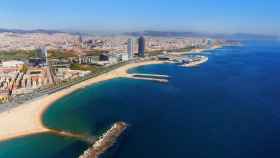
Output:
[[0, 0, 279, 35]]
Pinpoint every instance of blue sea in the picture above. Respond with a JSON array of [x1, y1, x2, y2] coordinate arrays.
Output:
[[0, 40, 280, 158]]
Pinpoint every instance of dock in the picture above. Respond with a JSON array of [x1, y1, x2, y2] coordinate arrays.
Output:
[[125, 73, 169, 83], [181, 56, 208, 67]]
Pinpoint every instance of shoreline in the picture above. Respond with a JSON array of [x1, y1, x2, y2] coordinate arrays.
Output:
[[168, 44, 223, 55], [191, 44, 223, 53], [0, 60, 164, 142]]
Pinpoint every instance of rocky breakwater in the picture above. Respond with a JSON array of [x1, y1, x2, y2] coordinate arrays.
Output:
[[79, 122, 128, 158]]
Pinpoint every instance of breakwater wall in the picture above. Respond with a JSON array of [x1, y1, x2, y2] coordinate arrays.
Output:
[[79, 122, 128, 158], [126, 73, 169, 83]]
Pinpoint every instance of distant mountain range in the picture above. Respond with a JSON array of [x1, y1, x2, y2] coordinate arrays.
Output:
[[124, 31, 278, 40], [0, 28, 68, 34], [124, 31, 206, 37], [0, 29, 277, 40], [223, 33, 279, 40]]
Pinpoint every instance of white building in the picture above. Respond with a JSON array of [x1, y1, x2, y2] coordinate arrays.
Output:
[[1, 60, 24, 68], [127, 38, 134, 59], [120, 53, 129, 61]]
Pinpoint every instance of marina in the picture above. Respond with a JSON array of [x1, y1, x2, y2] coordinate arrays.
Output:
[[158, 54, 209, 67], [180, 55, 209, 67]]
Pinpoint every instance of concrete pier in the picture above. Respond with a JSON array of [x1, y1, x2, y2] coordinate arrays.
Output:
[[125, 73, 169, 83]]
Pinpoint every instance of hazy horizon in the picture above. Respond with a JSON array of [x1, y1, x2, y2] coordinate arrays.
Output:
[[0, 28, 279, 38], [0, 0, 279, 36]]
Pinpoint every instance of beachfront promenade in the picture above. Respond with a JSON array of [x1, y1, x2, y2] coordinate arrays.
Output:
[[0, 60, 164, 142], [0, 61, 131, 114]]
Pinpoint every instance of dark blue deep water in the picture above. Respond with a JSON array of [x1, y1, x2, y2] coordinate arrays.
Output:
[[1, 40, 280, 158]]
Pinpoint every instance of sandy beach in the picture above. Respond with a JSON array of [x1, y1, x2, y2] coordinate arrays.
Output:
[[192, 44, 223, 53], [0, 60, 163, 142]]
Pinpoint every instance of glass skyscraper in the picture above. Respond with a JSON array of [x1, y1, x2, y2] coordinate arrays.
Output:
[[138, 36, 145, 57]]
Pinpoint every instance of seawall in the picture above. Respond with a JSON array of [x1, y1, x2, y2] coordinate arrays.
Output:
[[79, 122, 128, 158]]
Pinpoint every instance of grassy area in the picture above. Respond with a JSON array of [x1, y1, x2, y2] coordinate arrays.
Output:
[[70, 63, 100, 72], [20, 65, 29, 73], [0, 49, 80, 61], [145, 46, 195, 55], [145, 50, 165, 56], [0, 49, 108, 62], [84, 49, 109, 57], [0, 50, 36, 61], [47, 50, 77, 59], [48, 49, 107, 61], [167, 46, 195, 53]]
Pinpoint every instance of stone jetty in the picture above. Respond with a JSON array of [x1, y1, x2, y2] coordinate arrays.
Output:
[[79, 122, 128, 158]]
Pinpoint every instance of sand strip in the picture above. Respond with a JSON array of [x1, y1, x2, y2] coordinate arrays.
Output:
[[0, 60, 163, 142]]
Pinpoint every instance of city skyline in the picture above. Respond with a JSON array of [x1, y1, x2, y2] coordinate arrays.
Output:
[[0, 0, 279, 35]]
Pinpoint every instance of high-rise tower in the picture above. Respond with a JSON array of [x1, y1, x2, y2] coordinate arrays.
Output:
[[38, 47, 48, 66], [138, 36, 145, 57], [127, 38, 134, 59]]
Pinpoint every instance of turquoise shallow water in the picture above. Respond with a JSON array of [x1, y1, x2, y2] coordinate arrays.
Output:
[[1, 40, 280, 158], [0, 133, 87, 158]]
